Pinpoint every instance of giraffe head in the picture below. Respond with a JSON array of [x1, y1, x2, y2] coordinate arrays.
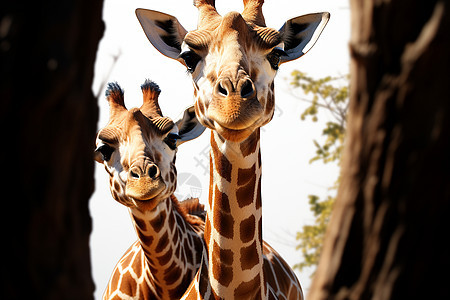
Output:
[[136, 0, 329, 141], [95, 80, 205, 210]]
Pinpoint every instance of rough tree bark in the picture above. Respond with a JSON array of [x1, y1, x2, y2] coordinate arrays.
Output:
[[0, 1, 103, 299], [309, 0, 450, 299]]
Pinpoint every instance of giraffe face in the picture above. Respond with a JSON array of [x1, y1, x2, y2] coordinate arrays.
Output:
[[136, 1, 329, 142], [180, 12, 281, 142], [95, 81, 205, 210]]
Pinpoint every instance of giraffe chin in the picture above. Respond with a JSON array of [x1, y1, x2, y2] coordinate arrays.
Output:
[[130, 193, 167, 211], [126, 183, 166, 210], [214, 122, 256, 142]]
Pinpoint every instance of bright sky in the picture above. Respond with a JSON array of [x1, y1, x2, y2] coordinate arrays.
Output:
[[90, 0, 350, 299]]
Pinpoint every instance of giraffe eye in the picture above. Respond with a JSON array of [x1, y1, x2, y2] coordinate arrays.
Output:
[[164, 133, 181, 150], [179, 51, 201, 73], [267, 48, 287, 70], [95, 144, 115, 162]]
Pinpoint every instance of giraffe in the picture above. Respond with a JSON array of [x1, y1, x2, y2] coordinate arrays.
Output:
[[136, 1, 329, 298], [95, 79, 207, 300]]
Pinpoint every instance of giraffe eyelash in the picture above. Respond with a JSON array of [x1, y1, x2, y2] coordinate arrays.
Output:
[[178, 51, 202, 74]]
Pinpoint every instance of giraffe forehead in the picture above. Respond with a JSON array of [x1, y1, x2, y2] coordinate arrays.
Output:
[[186, 12, 281, 52], [100, 108, 172, 144]]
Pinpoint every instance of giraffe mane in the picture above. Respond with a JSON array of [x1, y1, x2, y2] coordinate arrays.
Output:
[[170, 194, 206, 226]]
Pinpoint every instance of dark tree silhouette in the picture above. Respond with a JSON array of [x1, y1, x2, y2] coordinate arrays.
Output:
[[309, 1, 450, 299], [0, 1, 103, 299]]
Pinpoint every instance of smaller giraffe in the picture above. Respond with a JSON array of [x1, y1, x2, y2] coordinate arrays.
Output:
[[95, 80, 206, 300]]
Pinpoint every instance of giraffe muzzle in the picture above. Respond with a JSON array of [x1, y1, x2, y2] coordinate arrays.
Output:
[[125, 164, 166, 201], [215, 77, 256, 99]]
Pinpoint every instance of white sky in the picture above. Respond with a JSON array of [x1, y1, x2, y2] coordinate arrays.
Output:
[[90, 0, 350, 299]]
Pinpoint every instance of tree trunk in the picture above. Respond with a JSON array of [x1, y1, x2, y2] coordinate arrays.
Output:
[[0, 1, 103, 299], [309, 0, 450, 299]]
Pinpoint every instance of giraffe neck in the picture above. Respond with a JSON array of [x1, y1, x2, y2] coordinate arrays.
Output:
[[205, 129, 265, 299], [129, 196, 203, 299]]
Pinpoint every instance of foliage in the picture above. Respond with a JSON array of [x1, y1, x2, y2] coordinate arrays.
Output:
[[289, 71, 349, 274]]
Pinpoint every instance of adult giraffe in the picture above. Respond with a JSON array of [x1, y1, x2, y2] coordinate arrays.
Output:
[[136, 1, 329, 298], [95, 80, 206, 299]]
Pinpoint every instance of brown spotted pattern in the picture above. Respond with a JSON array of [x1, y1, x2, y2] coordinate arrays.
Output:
[[181, 129, 303, 300], [95, 81, 206, 300], [103, 198, 205, 300]]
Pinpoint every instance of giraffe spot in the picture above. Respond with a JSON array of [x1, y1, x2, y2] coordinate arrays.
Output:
[[114, 181, 121, 193], [155, 231, 169, 252], [121, 247, 136, 267], [199, 259, 209, 296], [263, 257, 276, 295], [134, 250, 143, 278], [234, 273, 261, 298], [139, 279, 155, 299], [269, 253, 292, 295], [146, 254, 156, 269], [110, 294, 122, 300], [150, 210, 166, 233], [265, 89, 275, 116], [237, 164, 256, 186], [176, 214, 186, 231], [208, 156, 214, 208], [156, 246, 173, 266], [240, 128, 259, 157], [240, 241, 259, 270], [111, 190, 119, 202], [119, 271, 137, 297], [109, 267, 120, 290], [268, 289, 277, 300], [213, 240, 234, 265], [259, 96, 266, 109], [168, 211, 175, 230], [212, 242, 233, 287], [240, 215, 256, 243], [204, 218, 211, 246], [153, 282, 163, 296], [164, 261, 182, 285], [249, 67, 259, 83], [215, 185, 230, 212], [213, 201, 234, 239], [170, 171, 175, 183], [193, 238, 204, 264], [236, 174, 256, 208], [172, 271, 193, 299], [196, 100, 205, 118], [154, 152, 162, 164], [258, 148, 261, 169], [258, 217, 263, 245], [183, 240, 191, 260], [172, 227, 180, 245], [134, 216, 147, 231], [211, 133, 232, 181], [175, 243, 181, 258], [255, 176, 262, 210]]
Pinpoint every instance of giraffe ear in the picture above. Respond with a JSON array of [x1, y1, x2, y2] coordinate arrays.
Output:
[[136, 9, 187, 60], [279, 12, 330, 63], [175, 106, 206, 146]]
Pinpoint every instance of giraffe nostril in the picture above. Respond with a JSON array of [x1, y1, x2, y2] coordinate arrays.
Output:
[[148, 165, 159, 179], [240, 79, 255, 98], [130, 170, 140, 179], [217, 81, 228, 96]]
